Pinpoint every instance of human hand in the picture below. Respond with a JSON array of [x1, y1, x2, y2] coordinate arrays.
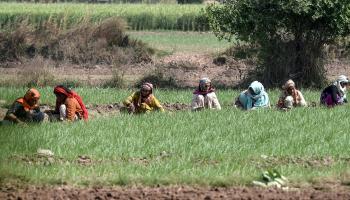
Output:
[[17, 120, 27, 126], [193, 106, 204, 111], [128, 104, 135, 113]]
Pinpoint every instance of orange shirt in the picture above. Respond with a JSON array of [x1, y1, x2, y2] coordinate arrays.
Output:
[[65, 97, 83, 121]]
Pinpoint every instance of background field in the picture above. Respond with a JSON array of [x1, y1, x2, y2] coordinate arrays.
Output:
[[1, 87, 350, 186], [0, 3, 208, 31], [128, 31, 232, 54]]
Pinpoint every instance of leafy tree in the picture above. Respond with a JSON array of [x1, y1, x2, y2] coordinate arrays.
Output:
[[206, 0, 350, 87]]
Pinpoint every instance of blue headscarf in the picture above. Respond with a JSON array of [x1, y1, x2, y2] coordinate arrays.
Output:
[[238, 81, 269, 110]]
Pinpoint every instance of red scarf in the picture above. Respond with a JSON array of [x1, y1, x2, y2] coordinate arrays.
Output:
[[54, 86, 88, 120]]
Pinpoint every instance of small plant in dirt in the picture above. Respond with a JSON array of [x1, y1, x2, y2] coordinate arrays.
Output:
[[103, 70, 126, 88], [252, 169, 288, 188]]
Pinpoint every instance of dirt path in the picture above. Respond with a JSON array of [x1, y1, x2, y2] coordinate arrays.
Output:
[[1, 184, 350, 199], [1, 52, 349, 88], [87, 103, 190, 118]]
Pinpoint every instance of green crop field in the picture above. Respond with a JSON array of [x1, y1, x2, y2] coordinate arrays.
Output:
[[1, 87, 350, 186], [0, 3, 209, 31], [128, 31, 233, 53]]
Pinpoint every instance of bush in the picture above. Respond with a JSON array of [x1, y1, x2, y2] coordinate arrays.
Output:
[[102, 69, 126, 88], [19, 56, 55, 87], [0, 17, 153, 66], [135, 69, 178, 88], [206, 0, 350, 88]]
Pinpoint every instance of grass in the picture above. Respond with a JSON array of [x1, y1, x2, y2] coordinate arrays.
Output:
[[0, 3, 208, 31], [128, 31, 233, 54], [1, 87, 350, 186]]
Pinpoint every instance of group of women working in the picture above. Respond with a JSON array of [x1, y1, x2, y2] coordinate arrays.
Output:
[[3, 85, 89, 124], [2, 75, 349, 124], [192, 75, 348, 111]]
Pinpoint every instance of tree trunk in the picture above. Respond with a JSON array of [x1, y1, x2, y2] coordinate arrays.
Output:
[[259, 38, 326, 88]]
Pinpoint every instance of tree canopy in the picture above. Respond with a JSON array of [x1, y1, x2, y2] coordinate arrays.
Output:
[[207, 0, 350, 87]]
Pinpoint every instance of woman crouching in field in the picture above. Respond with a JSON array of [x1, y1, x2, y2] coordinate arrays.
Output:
[[123, 82, 164, 114], [53, 85, 88, 121], [234, 81, 270, 110], [3, 88, 47, 125], [276, 79, 307, 109], [191, 77, 221, 111], [320, 75, 349, 107]]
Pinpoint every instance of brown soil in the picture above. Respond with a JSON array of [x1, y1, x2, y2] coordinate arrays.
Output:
[[1, 53, 349, 88], [1, 36, 349, 199], [85, 102, 190, 118], [0, 103, 190, 122], [1, 184, 350, 200]]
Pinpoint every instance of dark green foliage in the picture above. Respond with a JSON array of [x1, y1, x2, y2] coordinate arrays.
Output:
[[177, 0, 203, 4], [206, 0, 350, 87]]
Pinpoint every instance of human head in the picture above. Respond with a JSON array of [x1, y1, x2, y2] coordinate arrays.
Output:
[[199, 77, 211, 91], [54, 85, 71, 102], [24, 88, 40, 107], [248, 87, 256, 95], [140, 82, 153, 97], [282, 79, 296, 95], [336, 75, 349, 88], [248, 81, 264, 96]]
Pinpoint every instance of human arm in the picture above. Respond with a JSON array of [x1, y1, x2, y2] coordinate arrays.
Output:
[[4, 102, 26, 124], [151, 97, 165, 112], [123, 92, 137, 113], [297, 91, 307, 107], [252, 92, 270, 109], [208, 93, 221, 110], [276, 91, 287, 108], [191, 94, 203, 111], [5, 113, 25, 124], [123, 92, 136, 106]]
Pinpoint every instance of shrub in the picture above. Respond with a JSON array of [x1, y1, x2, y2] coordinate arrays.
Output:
[[135, 69, 178, 88], [0, 17, 153, 66], [102, 69, 126, 88], [206, 0, 350, 88], [19, 56, 55, 87]]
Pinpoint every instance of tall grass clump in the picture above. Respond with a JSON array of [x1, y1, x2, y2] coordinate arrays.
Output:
[[0, 17, 153, 66], [102, 68, 127, 88], [19, 56, 56, 87]]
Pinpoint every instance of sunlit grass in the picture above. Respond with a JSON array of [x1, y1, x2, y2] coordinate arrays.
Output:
[[0, 3, 208, 31], [128, 31, 232, 54], [1, 87, 350, 186]]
